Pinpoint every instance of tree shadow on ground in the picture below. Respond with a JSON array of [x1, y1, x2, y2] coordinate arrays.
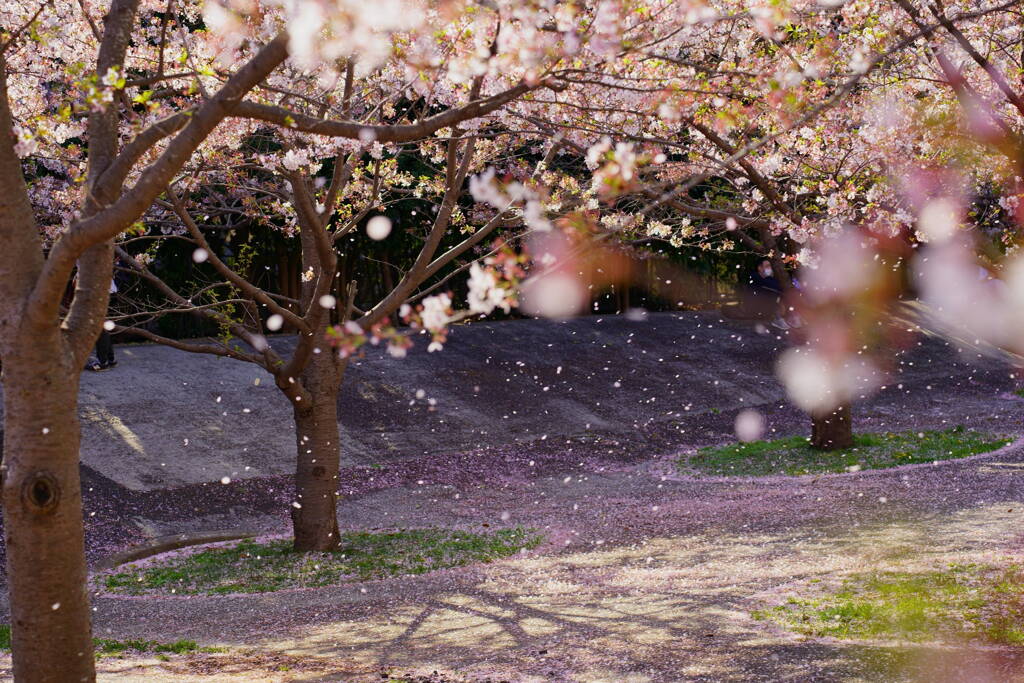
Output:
[[257, 536, 1024, 682], [84, 503, 1024, 681], [274, 587, 1024, 682]]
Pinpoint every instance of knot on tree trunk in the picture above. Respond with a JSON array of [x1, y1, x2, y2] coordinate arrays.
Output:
[[21, 470, 61, 514]]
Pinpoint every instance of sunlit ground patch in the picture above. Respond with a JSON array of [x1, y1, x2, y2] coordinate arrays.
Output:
[[754, 563, 1024, 646], [100, 527, 542, 595], [680, 427, 1011, 477]]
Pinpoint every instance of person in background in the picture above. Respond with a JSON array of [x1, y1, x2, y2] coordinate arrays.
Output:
[[85, 264, 122, 371], [749, 259, 780, 294], [784, 270, 805, 329], [742, 259, 782, 324], [745, 259, 803, 330]]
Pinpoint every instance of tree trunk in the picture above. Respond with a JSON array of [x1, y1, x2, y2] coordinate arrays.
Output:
[[810, 403, 853, 450], [2, 353, 96, 682], [289, 349, 344, 552]]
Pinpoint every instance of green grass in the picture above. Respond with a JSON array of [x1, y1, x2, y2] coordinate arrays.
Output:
[[93, 638, 225, 657], [681, 427, 1010, 476], [0, 628, 222, 657], [102, 527, 542, 596], [1014, 388, 1024, 398], [753, 564, 1024, 646]]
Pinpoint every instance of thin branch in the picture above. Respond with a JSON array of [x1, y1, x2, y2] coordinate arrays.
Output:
[[115, 325, 263, 364], [231, 80, 543, 143], [164, 189, 308, 331]]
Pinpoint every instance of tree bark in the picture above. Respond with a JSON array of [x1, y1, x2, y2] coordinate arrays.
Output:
[[810, 403, 854, 450], [2, 350, 95, 682], [289, 346, 345, 552]]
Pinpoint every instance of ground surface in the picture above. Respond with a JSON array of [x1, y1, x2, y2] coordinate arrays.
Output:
[[3, 310, 1024, 681], [67, 312, 795, 490]]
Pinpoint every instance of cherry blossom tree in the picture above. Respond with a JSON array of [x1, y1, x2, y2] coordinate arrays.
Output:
[[111, 87, 548, 551], [0, 3, 289, 676], [513, 0, 1019, 450], [0, 0, 562, 677], [766, 0, 1024, 432], [108, 0, 804, 552], [491, 0, 888, 448], [3, 0, 1016, 678]]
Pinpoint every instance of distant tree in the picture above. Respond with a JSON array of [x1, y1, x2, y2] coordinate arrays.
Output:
[[520, 0, 1019, 450]]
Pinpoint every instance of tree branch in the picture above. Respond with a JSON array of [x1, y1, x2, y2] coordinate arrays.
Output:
[[0, 55, 43, 351], [30, 32, 289, 336], [164, 189, 308, 331], [231, 80, 540, 143], [114, 325, 264, 364]]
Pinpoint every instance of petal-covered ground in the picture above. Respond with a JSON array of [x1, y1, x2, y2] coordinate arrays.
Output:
[[38, 442, 1024, 681], [2, 311, 1024, 680]]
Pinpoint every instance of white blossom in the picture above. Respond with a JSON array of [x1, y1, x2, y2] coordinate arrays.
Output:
[[467, 263, 509, 315], [420, 293, 451, 332]]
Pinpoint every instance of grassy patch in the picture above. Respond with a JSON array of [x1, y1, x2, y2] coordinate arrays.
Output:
[[1014, 388, 1024, 398], [681, 427, 1009, 476], [754, 564, 1024, 645], [102, 527, 542, 596], [94, 638, 224, 658], [0, 628, 222, 657]]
